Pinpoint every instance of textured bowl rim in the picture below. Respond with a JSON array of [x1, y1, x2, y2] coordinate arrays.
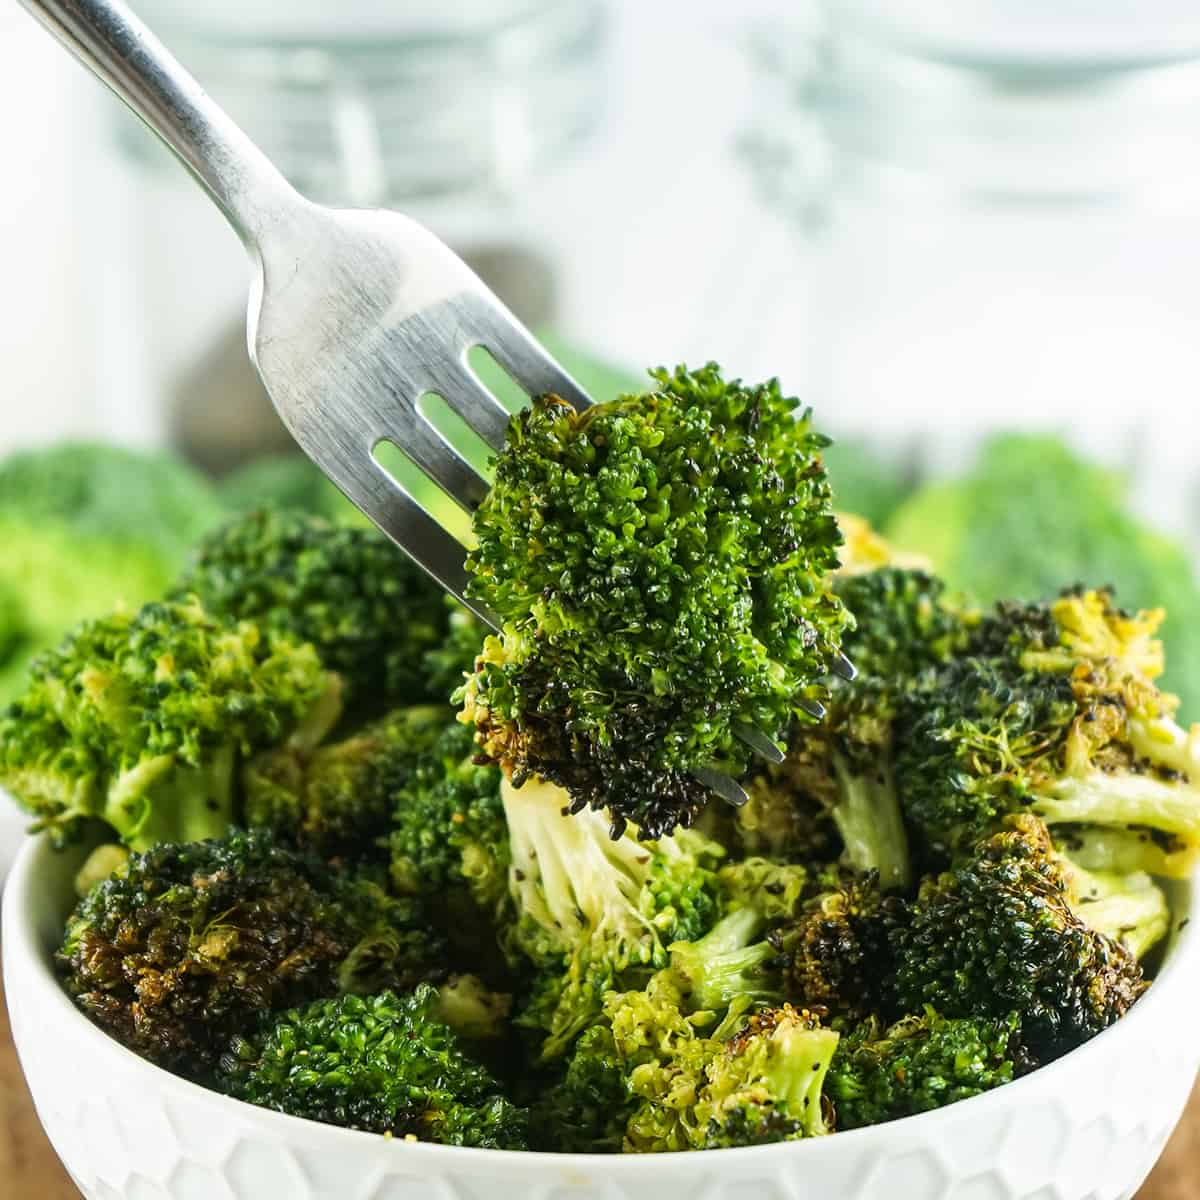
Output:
[[5, 830, 1198, 1173]]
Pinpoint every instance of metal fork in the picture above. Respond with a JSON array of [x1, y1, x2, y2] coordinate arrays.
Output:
[[21, 0, 853, 806]]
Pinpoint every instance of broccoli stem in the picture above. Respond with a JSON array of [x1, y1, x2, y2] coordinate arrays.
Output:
[[668, 908, 777, 1012], [105, 746, 237, 852], [1060, 859, 1170, 961], [1054, 824, 1200, 880], [830, 753, 911, 890], [1035, 772, 1200, 847], [764, 1023, 840, 1138]]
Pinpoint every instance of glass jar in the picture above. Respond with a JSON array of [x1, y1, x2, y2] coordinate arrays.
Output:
[[741, 8, 1200, 542], [95, 0, 607, 469]]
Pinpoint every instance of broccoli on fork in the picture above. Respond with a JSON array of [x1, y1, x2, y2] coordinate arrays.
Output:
[[458, 363, 850, 838]]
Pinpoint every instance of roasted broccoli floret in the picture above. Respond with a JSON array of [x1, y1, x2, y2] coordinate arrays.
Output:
[[459, 363, 849, 838], [387, 717, 508, 914], [826, 1009, 1025, 1130], [0, 598, 342, 850], [244, 704, 445, 858], [666, 907, 782, 1014], [898, 588, 1200, 872], [770, 568, 972, 890], [886, 432, 1200, 713], [174, 509, 449, 708], [220, 986, 527, 1147], [0, 442, 222, 706], [57, 830, 441, 1076], [503, 776, 722, 1058], [889, 815, 1148, 1059], [770, 875, 892, 1023]]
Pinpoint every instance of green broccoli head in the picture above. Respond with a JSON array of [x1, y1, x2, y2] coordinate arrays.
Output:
[[890, 815, 1148, 1059], [459, 363, 849, 839], [0, 442, 224, 706], [220, 986, 527, 1147], [57, 830, 442, 1076], [897, 587, 1200, 870], [174, 509, 449, 708], [604, 974, 838, 1153], [503, 776, 723, 1059], [826, 1009, 1025, 1131], [244, 704, 446, 858], [0, 598, 342, 850], [388, 717, 509, 915]]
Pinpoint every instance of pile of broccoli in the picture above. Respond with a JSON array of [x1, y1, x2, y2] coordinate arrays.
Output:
[[1, 363, 1194, 1154]]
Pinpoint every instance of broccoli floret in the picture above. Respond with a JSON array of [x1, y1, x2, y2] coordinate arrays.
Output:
[[890, 815, 1148, 1059], [666, 907, 782, 1014], [0, 443, 223, 706], [898, 588, 1200, 871], [387, 718, 508, 914], [716, 856, 833, 923], [770, 875, 893, 1023], [885, 433, 1200, 714], [0, 598, 342, 850], [57, 830, 441, 1076], [503, 776, 722, 1058], [534, 1023, 631, 1153], [776, 568, 973, 890], [244, 705, 445, 858], [174, 509, 449, 708], [220, 987, 527, 1147], [459, 363, 849, 839], [732, 772, 839, 864], [608, 973, 838, 1153], [827, 1009, 1024, 1130]]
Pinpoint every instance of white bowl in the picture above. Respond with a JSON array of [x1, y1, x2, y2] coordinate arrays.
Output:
[[5, 834, 1200, 1200]]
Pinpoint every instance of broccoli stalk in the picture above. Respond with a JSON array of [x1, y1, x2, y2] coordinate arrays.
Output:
[[667, 907, 780, 1013], [1059, 858, 1169, 962], [502, 775, 721, 1058]]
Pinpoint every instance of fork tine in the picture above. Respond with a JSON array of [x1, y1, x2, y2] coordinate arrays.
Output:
[[692, 767, 750, 808], [734, 723, 785, 764], [387, 408, 492, 511], [423, 361, 512, 454], [460, 295, 594, 413]]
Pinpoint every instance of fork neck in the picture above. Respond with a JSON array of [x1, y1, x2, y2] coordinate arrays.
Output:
[[19, 0, 303, 248]]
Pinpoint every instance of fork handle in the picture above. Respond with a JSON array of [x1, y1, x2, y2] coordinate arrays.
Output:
[[19, 0, 299, 245]]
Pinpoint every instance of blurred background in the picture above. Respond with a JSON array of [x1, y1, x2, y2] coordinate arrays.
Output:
[[6, 0, 1200, 859]]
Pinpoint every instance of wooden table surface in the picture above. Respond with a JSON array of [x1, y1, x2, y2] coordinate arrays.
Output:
[[0, 961, 1196, 1199]]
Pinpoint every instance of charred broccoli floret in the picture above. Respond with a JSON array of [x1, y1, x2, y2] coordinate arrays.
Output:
[[898, 588, 1200, 873], [890, 815, 1148, 1059], [763, 568, 972, 890], [244, 705, 445, 858], [174, 509, 449, 708], [459, 363, 849, 839], [827, 1009, 1025, 1130], [503, 776, 722, 1058], [220, 986, 528, 1147], [57, 830, 441, 1076], [0, 599, 341, 850]]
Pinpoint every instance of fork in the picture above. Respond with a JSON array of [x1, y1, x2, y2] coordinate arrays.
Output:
[[21, 0, 853, 806]]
